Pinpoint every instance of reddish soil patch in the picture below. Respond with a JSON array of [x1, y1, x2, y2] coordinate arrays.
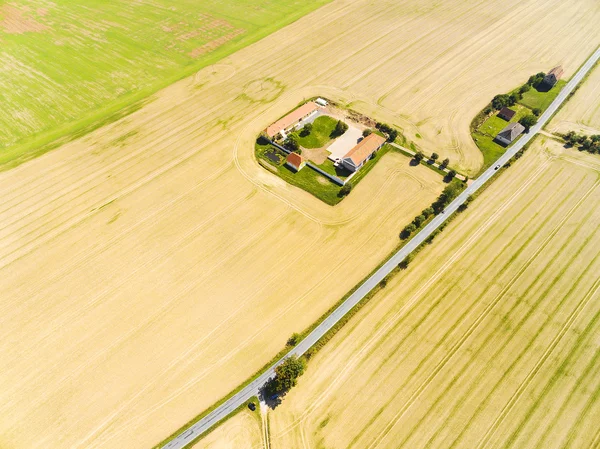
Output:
[[0, 4, 47, 34]]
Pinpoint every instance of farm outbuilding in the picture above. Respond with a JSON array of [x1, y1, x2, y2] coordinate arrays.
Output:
[[495, 122, 525, 146], [543, 66, 564, 88], [285, 152, 306, 172], [498, 107, 516, 121], [266, 102, 319, 138], [340, 134, 386, 172]]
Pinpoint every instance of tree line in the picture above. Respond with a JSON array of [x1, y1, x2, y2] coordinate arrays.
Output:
[[561, 132, 600, 154]]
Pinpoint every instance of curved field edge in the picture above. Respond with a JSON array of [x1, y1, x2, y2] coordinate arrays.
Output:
[[0, 0, 332, 171]]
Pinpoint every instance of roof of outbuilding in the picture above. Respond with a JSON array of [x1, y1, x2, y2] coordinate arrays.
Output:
[[342, 133, 386, 167], [497, 122, 525, 141], [498, 107, 516, 119], [547, 66, 564, 78], [266, 102, 319, 137], [285, 152, 305, 168]]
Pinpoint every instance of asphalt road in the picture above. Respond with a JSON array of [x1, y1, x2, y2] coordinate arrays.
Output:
[[160, 46, 600, 449]]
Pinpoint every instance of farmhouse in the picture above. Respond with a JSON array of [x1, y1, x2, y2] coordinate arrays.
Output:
[[498, 107, 516, 121], [285, 152, 306, 172], [340, 134, 386, 172], [495, 122, 525, 146], [266, 102, 319, 139], [542, 66, 564, 88]]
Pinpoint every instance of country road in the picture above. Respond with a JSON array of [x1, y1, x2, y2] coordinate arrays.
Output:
[[159, 46, 600, 449]]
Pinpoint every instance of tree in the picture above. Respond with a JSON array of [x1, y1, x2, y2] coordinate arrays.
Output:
[[492, 94, 511, 110], [265, 356, 306, 396], [564, 131, 578, 146], [339, 183, 352, 197], [400, 223, 416, 239], [398, 254, 414, 270], [519, 84, 531, 94], [528, 72, 546, 88], [414, 151, 425, 162], [422, 207, 434, 218], [300, 123, 313, 136], [519, 114, 538, 131], [431, 152, 439, 161], [285, 134, 299, 152], [590, 134, 600, 143], [413, 214, 425, 227], [440, 158, 450, 169], [287, 333, 301, 347], [333, 120, 348, 137], [509, 92, 520, 105], [387, 128, 398, 142], [447, 169, 457, 179], [362, 129, 372, 137], [532, 108, 542, 117]]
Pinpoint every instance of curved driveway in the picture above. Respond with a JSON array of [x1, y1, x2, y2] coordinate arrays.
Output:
[[160, 46, 600, 449]]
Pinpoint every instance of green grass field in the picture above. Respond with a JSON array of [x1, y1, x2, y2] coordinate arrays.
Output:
[[519, 80, 567, 111], [297, 115, 338, 148], [0, 0, 330, 169]]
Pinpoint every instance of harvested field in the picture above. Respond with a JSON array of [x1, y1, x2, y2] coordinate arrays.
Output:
[[0, 111, 443, 448], [550, 61, 600, 135], [2, 0, 600, 448], [268, 138, 600, 449], [191, 409, 262, 449]]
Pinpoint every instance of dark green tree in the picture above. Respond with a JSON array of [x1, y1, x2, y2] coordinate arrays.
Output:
[[519, 114, 538, 130], [339, 183, 352, 197], [362, 129, 372, 137], [285, 134, 300, 152], [266, 356, 307, 396], [431, 152, 439, 161], [333, 120, 349, 137]]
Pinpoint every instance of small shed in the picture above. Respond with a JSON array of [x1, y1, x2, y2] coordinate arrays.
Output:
[[285, 152, 306, 172], [543, 66, 564, 88], [498, 107, 516, 121]]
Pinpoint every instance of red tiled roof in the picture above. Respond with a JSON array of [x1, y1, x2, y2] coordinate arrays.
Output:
[[285, 152, 305, 168], [548, 66, 564, 78], [266, 102, 319, 138], [343, 134, 386, 166]]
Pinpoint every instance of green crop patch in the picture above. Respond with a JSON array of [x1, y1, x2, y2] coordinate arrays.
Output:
[[0, 0, 331, 168]]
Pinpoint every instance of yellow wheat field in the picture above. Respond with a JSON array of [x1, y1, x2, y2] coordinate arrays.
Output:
[[268, 139, 600, 449], [1, 0, 600, 448], [550, 61, 600, 135], [191, 409, 263, 449]]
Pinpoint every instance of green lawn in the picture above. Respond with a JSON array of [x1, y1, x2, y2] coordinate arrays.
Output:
[[0, 0, 331, 169], [296, 115, 339, 148], [518, 80, 567, 111], [255, 141, 400, 205], [256, 142, 343, 205], [472, 104, 530, 171]]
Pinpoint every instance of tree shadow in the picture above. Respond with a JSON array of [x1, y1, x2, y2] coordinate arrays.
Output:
[[258, 384, 284, 410]]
